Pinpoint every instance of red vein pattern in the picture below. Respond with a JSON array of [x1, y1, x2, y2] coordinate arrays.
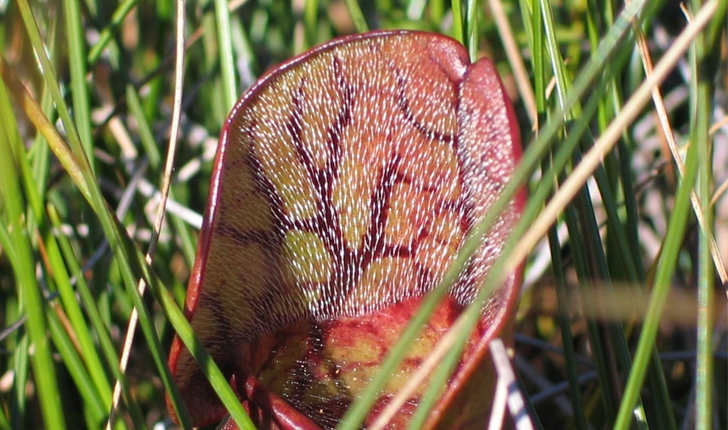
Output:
[[168, 30, 524, 430]]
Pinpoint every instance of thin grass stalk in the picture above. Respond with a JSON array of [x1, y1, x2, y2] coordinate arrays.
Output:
[[538, 0, 578, 117], [463, 0, 478, 60], [198, 1, 228, 129], [125, 86, 162, 171], [10, 333, 29, 429], [62, 0, 94, 172], [87, 0, 137, 64], [126, 85, 200, 268], [489, 0, 537, 125], [29, 75, 54, 200], [215, 0, 237, 110], [304, 0, 319, 48], [45, 308, 107, 426], [451, 0, 464, 44], [690, 1, 716, 426], [617, 133, 679, 430]]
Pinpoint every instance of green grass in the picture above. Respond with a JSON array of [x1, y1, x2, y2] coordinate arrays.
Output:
[[0, 0, 726, 429]]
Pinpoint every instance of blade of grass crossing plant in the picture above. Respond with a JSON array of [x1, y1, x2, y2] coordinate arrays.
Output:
[[0, 83, 67, 430], [405, 314, 472, 430], [105, 228, 189, 430], [63, 0, 95, 172], [147, 255, 257, 429], [106, 219, 253, 429], [215, 0, 237, 110]]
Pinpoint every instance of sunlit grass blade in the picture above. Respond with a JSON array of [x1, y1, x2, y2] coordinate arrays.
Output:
[[63, 0, 94, 172], [215, 0, 238, 110]]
